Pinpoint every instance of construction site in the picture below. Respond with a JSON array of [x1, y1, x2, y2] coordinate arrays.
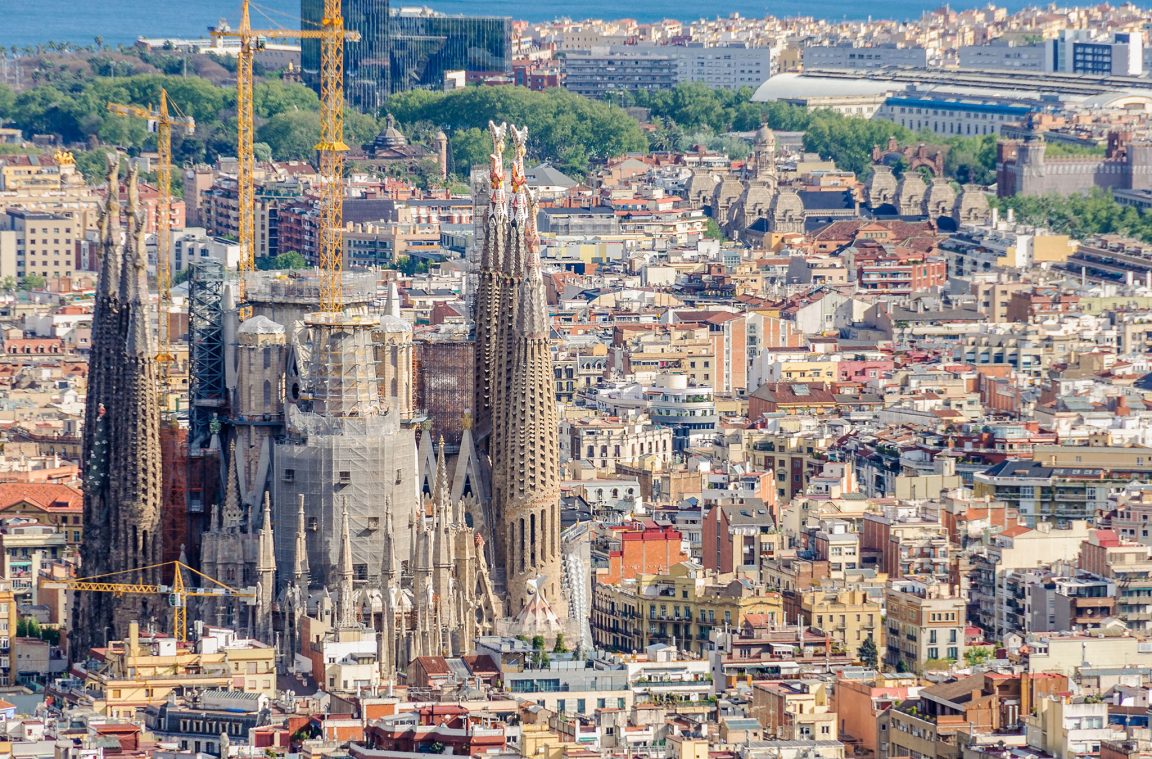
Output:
[[74, 0, 583, 672], [75, 0, 431, 649]]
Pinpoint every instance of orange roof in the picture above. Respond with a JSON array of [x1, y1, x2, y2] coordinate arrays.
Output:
[[0, 483, 82, 513]]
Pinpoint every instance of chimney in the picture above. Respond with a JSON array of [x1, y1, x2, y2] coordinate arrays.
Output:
[[1116, 396, 1130, 417]]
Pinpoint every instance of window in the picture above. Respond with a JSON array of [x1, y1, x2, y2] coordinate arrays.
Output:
[[283, 469, 295, 482]]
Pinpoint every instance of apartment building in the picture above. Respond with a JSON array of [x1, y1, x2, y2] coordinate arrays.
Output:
[[564, 415, 673, 471], [797, 588, 884, 655], [2, 209, 78, 279], [884, 581, 967, 672], [591, 561, 784, 654]]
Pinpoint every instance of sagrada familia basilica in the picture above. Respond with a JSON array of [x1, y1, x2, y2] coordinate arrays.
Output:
[[75, 125, 576, 679]]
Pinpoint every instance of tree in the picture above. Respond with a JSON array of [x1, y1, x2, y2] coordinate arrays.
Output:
[[256, 110, 321, 161], [0, 86, 14, 123], [449, 127, 491, 176], [253, 80, 319, 119], [253, 142, 273, 163], [255, 251, 307, 271], [15, 617, 56, 643], [19, 273, 46, 291], [272, 251, 307, 270], [703, 218, 726, 241], [857, 636, 879, 669], [0, 276, 15, 293], [552, 633, 567, 654], [964, 646, 993, 667]]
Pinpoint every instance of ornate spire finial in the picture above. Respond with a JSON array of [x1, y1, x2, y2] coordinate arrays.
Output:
[[293, 493, 310, 587], [510, 125, 528, 193], [432, 435, 449, 508], [96, 155, 122, 300], [257, 492, 275, 573], [221, 439, 243, 530], [336, 497, 356, 628]]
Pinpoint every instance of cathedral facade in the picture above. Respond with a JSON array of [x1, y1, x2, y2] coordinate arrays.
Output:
[[78, 126, 573, 679]]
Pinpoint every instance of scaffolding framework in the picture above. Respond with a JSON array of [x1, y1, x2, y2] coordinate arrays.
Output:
[[188, 260, 227, 453]]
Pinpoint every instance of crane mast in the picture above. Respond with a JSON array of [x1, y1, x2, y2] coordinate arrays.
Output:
[[317, 0, 348, 314], [106, 90, 195, 393], [235, 1, 257, 321], [214, 0, 359, 319]]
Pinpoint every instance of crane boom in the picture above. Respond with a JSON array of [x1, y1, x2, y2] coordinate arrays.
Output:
[[212, 1, 359, 320], [44, 561, 251, 643], [106, 91, 195, 395]]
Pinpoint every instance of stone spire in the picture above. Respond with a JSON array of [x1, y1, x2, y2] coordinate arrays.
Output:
[[409, 490, 435, 658], [497, 126, 564, 621], [292, 494, 310, 588], [255, 493, 276, 642], [384, 281, 401, 319], [113, 163, 163, 616], [378, 505, 398, 678], [82, 158, 122, 527], [279, 493, 310, 672], [431, 438, 455, 647], [473, 121, 508, 441], [335, 499, 357, 628], [76, 161, 163, 651], [76, 156, 123, 655], [417, 424, 436, 497], [221, 440, 243, 530]]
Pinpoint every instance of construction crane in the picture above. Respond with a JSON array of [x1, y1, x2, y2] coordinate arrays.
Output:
[[107, 91, 196, 383], [42, 561, 252, 643], [212, 0, 359, 318]]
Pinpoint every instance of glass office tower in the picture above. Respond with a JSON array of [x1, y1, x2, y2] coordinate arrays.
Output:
[[301, 0, 392, 110], [389, 8, 512, 94], [302, 0, 511, 107]]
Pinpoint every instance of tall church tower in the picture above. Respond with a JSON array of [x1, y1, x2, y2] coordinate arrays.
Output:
[[474, 125, 565, 623], [76, 160, 163, 654]]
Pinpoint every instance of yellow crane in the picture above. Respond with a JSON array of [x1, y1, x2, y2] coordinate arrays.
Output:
[[43, 561, 252, 643], [212, 0, 359, 318], [106, 91, 196, 381]]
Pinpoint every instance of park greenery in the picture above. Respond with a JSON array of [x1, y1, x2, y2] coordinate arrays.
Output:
[[0, 71, 998, 187], [6, 67, 1152, 246], [992, 189, 1152, 245], [619, 83, 999, 183], [386, 86, 649, 176]]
